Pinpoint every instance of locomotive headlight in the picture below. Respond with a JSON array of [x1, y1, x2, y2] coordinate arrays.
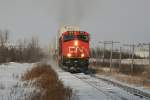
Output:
[[67, 53, 71, 57], [81, 54, 85, 57], [74, 40, 78, 46]]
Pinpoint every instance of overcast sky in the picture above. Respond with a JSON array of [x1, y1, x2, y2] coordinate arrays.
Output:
[[0, 0, 150, 47]]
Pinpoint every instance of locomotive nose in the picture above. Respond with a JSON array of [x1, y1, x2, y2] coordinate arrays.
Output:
[[67, 40, 86, 58]]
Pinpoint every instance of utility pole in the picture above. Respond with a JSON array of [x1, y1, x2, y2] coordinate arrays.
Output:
[[123, 44, 136, 74], [99, 41, 120, 72], [109, 41, 120, 72], [140, 43, 150, 66], [119, 47, 122, 72], [98, 42, 107, 63], [103, 43, 106, 63]]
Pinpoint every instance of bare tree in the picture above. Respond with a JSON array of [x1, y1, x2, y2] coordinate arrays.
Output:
[[0, 31, 45, 63], [4, 30, 9, 43], [0, 30, 9, 63], [0, 30, 4, 46]]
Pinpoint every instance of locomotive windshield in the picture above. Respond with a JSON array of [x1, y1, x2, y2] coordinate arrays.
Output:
[[63, 34, 75, 41], [63, 31, 89, 42], [77, 34, 89, 42]]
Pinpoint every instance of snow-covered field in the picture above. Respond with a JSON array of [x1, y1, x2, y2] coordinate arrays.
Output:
[[1, 61, 150, 100], [0, 62, 40, 100]]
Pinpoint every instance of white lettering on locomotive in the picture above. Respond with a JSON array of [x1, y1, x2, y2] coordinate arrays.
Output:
[[69, 46, 83, 53]]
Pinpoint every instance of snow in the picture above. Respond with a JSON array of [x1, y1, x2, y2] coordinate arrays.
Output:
[[96, 74, 150, 95], [1, 60, 149, 100], [0, 62, 39, 100], [74, 73, 148, 100], [57, 70, 109, 100], [52, 68, 148, 100]]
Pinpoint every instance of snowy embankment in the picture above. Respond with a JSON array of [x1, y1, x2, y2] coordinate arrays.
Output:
[[0, 62, 39, 100]]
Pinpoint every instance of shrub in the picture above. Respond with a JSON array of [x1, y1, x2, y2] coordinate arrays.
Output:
[[22, 63, 72, 100]]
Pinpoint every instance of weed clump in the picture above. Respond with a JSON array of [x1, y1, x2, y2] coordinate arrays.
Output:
[[22, 63, 72, 100]]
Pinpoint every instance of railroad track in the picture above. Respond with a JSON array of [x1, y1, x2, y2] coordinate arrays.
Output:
[[73, 74, 129, 100], [73, 73, 150, 100], [95, 75, 150, 100], [58, 63, 150, 99]]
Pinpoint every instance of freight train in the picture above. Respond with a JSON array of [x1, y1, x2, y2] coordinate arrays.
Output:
[[58, 26, 90, 72]]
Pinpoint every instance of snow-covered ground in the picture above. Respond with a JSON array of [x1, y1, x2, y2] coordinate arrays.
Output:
[[1, 60, 150, 100], [50, 60, 150, 100], [0, 62, 39, 100], [95, 74, 150, 95]]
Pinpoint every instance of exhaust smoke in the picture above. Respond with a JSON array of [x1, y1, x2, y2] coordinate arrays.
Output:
[[58, 0, 83, 26]]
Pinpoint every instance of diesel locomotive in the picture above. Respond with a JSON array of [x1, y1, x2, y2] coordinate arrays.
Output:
[[58, 26, 90, 71]]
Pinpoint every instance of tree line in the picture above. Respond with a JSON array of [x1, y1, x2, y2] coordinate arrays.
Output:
[[0, 30, 45, 63], [90, 47, 142, 59]]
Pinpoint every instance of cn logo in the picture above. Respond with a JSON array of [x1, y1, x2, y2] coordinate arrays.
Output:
[[69, 46, 83, 53]]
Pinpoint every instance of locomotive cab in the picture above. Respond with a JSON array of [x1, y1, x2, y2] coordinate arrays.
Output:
[[59, 31, 90, 71]]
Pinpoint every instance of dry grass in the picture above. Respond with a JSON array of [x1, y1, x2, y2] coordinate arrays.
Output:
[[91, 62, 150, 88], [95, 67, 150, 88], [22, 63, 72, 100]]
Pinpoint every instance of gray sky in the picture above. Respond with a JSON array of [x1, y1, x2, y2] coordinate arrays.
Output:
[[0, 0, 150, 47]]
